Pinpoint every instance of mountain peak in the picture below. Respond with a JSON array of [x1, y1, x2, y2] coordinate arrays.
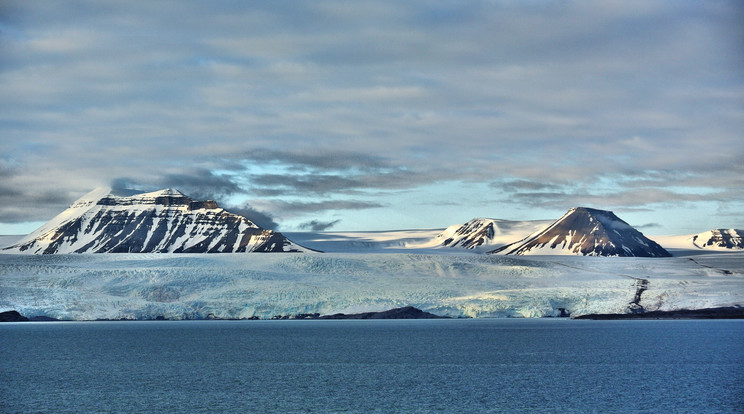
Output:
[[692, 229, 743, 250], [143, 188, 185, 197], [434, 217, 552, 251], [4, 188, 308, 254], [491, 207, 671, 257]]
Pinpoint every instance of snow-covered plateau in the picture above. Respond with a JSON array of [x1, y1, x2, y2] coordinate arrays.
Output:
[[1, 250, 742, 320]]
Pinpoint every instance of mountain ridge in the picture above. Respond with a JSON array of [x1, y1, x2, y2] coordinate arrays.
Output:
[[692, 229, 743, 250], [432, 218, 552, 252], [1, 189, 740, 255]]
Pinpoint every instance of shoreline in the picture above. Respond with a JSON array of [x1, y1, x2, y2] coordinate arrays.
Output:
[[4, 306, 744, 322], [573, 306, 744, 320]]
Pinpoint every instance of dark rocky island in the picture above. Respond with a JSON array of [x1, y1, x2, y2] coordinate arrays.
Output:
[[317, 306, 448, 319], [0, 310, 61, 322], [0, 310, 29, 322], [273, 306, 448, 320]]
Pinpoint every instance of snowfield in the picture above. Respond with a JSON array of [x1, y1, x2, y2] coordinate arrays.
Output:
[[1, 250, 742, 320]]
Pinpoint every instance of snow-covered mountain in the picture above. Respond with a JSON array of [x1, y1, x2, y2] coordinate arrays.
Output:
[[431, 218, 551, 251], [283, 219, 551, 253], [691, 229, 743, 250], [651, 229, 744, 252], [2, 188, 308, 254], [492, 207, 671, 257]]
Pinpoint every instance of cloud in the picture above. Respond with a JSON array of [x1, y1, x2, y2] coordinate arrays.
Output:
[[635, 222, 663, 230], [298, 219, 342, 231], [0, 1, 742, 233], [111, 168, 244, 202], [248, 173, 362, 197], [494, 180, 562, 192], [223, 203, 279, 230], [228, 148, 449, 203], [247, 169, 427, 197], [238, 149, 391, 172], [159, 171, 244, 201], [505, 187, 725, 211], [0, 186, 72, 223], [249, 199, 384, 217]]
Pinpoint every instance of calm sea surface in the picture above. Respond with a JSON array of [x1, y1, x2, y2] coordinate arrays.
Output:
[[1, 319, 742, 413]]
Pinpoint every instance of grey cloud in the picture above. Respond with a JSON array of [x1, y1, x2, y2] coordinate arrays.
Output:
[[110, 178, 149, 196], [635, 222, 663, 230], [240, 149, 390, 172], [160, 171, 243, 201], [0, 162, 19, 179], [224, 203, 279, 230], [0, 186, 72, 223], [256, 200, 384, 215], [234, 149, 439, 199], [494, 180, 563, 192], [111, 169, 244, 204], [506, 188, 724, 211], [249, 174, 361, 196], [298, 219, 342, 232], [1, 1, 742, 232], [248, 170, 424, 197]]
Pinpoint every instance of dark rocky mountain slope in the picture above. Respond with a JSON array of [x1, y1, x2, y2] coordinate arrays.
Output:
[[491, 207, 671, 257], [691, 229, 743, 250], [3, 188, 308, 254]]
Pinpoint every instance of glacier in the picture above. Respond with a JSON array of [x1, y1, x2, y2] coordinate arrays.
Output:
[[1, 251, 742, 320]]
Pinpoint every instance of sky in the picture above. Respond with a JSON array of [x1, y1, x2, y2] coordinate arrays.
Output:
[[1, 1, 742, 235]]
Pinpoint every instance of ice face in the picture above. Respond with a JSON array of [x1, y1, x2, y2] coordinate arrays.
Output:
[[1, 251, 741, 320]]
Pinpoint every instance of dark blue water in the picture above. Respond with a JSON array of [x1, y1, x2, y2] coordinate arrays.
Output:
[[1, 319, 742, 413]]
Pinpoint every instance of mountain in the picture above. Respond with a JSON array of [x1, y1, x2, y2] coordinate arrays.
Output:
[[3, 188, 308, 254], [491, 207, 671, 257], [431, 218, 551, 251], [280, 219, 552, 253], [648, 229, 744, 252], [691, 229, 743, 250]]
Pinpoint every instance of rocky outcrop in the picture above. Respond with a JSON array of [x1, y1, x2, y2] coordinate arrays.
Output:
[[318, 306, 448, 319], [574, 306, 744, 319], [628, 278, 649, 314], [0, 310, 29, 322], [271, 306, 448, 320]]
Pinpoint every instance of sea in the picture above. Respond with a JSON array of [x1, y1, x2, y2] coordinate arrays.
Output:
[[1, 319, 742, 413]]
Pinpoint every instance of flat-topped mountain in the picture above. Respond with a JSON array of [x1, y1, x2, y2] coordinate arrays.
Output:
[[491, 207, 671, 257], [3, 188, 308, 254]]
